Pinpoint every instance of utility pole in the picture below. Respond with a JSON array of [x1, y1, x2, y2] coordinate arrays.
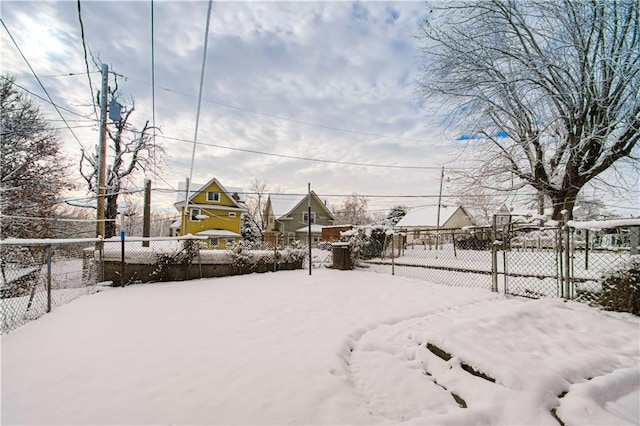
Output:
[[96, 63, 109, 240], [142, 178, 151, 247], [435, 166, 444, 251], [308, 183, 312, 276]]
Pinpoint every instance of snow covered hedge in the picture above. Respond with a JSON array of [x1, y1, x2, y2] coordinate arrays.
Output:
[[598, 255, 640, 315], [341, 225, 389, 265]]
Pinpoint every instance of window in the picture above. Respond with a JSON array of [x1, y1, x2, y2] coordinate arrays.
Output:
[[313, 235, 321, 243], [226, 238, 235, 247], [303, 212, 316, 224], [190, 208, 201, 221], [228, 212, 237, 218], [209, 237, 219, 247], [413, 230, 421, 239], [207, 192, 220, 202]]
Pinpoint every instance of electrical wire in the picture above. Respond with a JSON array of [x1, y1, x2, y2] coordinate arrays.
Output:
[[1, 75, 95, 120], [1, 18, 88, 152], [76, 0, 98, 120], [183, 0, 214, 231], [150, 0, 159, 182], [155, 133, 461, 170], [122, 74, 435, 145]]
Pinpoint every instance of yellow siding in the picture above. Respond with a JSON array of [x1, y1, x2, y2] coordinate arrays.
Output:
[[178, 180, 243, 239]]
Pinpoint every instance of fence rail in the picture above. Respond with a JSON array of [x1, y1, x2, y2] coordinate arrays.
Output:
[[371, 217, 639, 303], [1, 236, 315, 334], [1, 238, 102, 334]]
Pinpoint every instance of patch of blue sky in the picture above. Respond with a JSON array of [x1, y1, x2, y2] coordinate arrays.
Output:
[[351, 2, 370, 22], [385, 7, 400, 25], [456, 134, 483, 141], [456, 131, 509, 141]]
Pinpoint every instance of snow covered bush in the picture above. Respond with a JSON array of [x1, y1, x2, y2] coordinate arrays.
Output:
[[150, 238, 200, 282], [229, 240, 305, 272], [597, 255, 640, 315], [343, 225, 389, 265]]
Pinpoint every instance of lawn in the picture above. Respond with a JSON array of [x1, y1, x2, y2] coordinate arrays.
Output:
[[2, 268, 638, 425]]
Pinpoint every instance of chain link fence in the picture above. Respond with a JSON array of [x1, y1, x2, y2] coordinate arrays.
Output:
[[1, 238, 101, 334], [363, 218, 639, 304], [567, 225, 636, 303], [1, 236, 315, 334], [365, 228, 494, 290]]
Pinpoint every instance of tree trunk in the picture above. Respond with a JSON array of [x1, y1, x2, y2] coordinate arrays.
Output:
[[105, 195, 118, 238], [550, 186, 581, 221]]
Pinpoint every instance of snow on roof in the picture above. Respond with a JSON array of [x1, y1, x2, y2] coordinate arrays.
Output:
[[195, 230, 241, 238], [567, 218, 640, 230], [268, 194, 306, 218], [175, 181, 244, 203], [295, 224, 325, 233], [395, 205, 460, 228]]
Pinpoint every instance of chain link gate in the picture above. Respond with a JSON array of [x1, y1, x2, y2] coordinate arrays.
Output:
[[494, 215, 565, 298]]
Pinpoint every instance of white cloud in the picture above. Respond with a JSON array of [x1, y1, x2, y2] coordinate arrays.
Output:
[[2, 1, 472, 214]]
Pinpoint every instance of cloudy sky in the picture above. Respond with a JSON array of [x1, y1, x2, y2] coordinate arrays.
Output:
[[2, 0, 468, 213], [3, 1, 637, 217]]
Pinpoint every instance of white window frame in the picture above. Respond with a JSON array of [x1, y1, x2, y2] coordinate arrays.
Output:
[[190, 208, 201, 222], [207, 192, 220, 202], [209, 237, 219, 247], [303, 212, 316, 224], [228, 212, 237, 218], [226, 238, 236, 247]]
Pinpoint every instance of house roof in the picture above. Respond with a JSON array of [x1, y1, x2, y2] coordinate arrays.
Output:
[[269, 194, 303, 218], [175, 178, 245, 205], [267, 192, 336, 221], [395, 205, 461, 228]]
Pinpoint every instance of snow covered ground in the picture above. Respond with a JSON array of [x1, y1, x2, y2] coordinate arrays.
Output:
[[2, 269, 638, 425]]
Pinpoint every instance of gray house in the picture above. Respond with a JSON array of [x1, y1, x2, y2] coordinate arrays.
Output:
[[264, 191, 337, 245]]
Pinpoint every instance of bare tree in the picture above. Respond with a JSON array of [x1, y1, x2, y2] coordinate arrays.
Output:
[[244, 179, 270, 233], [417, 0, 639, 219], [80, 90, 163, 237], [1, 75, 73, 238], [333, 193, 372, 225]]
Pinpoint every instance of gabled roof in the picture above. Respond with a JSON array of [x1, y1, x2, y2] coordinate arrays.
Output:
[[174, 177, 244, 209], [395, 205, 462, 228], [267, 191, 336, 221]]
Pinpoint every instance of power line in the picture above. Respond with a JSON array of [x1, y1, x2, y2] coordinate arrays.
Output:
[[155, 133, 459, 170], [184, 0, 214, 231], [2, 75, 95, 120], [13, 71, 98, 79], [77, 0, 99, 120], [150, 0, 158, 179], [121, 74, 435, 144], [1, 18, 88, 152]]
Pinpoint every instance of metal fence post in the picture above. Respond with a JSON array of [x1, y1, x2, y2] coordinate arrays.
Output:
[[564, 221, 571, 299], [391, 233, 395, 276], [273, 234, 278, 272], [120, 231, 126, 286], [45, 244, 52, 313], [491, 215, 498, 292]]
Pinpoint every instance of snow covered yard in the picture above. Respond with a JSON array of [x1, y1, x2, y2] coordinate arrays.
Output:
[[2, 269, 638, 425]]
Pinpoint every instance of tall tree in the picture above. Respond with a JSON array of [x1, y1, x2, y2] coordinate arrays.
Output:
[[80, 91, 163, 238], [244, 179, 270, 235], [417, 0, 639, 219], [0, 75, 73, 238], [333, 193, 372, 225]]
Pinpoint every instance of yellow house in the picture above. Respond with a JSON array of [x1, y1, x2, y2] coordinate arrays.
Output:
[[171, 177, 247, 249]]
